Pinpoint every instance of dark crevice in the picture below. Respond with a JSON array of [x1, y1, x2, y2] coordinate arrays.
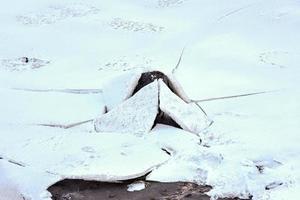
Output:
[[161, 148, 171, 156], [104, 106, 108, 114], [8, 159, 25, 167], [131, 71, 181, 98], [121, 171, 152, 184], [265, 182, 283, 190], [153, 111, 181, 129]]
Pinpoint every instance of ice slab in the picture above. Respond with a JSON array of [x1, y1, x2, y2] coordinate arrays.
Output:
[[94, 80, 159, 134], [0, 126, 169, 199], [159, 79, 211, 134]]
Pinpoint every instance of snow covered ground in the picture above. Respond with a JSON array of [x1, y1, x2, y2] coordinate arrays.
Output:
[[0, 0, 300, 199]]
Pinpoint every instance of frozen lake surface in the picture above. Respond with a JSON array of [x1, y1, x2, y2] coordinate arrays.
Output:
[[0, 0, 300, 199]]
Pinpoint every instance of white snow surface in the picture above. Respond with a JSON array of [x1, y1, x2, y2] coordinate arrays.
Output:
[[1, 0, 300, 200]]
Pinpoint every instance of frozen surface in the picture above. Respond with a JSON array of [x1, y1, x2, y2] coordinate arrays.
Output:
[[1, 0, 300, 200]]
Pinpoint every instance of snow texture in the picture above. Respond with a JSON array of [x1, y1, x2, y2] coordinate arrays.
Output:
[[0, 163, 24, 200], [0, 125, 169, 199], [94, 80, 159, 134], [1, 0, 300, 199], [159, 79, 211, 134]]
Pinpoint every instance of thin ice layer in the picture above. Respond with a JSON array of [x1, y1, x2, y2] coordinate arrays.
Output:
[[94, 80, 159, 134], [159, 79, 211, 134]]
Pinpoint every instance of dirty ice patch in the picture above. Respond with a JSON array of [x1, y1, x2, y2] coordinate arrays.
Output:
[[98, 55, 154, 72], [17, 3, 100, 26], [157, 0, 188, 8], [109, 18, 164, 33], [0, 57, 50, 72]]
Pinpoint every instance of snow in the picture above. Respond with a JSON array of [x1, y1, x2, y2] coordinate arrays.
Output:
[[0, 163, 24, 200], [1, 0, 300, 200]]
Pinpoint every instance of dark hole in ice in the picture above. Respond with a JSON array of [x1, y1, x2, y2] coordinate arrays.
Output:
[[153, 110, 181, 129], [132, 71, 183, 130], [131, 71, 180, 97]]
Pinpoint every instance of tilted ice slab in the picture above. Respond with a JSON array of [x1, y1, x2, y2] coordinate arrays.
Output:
[[94, 80, 159, 134], [101, 70, 190, 112], [159, 79, 211, 134], [95, 77, 211, 135]]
